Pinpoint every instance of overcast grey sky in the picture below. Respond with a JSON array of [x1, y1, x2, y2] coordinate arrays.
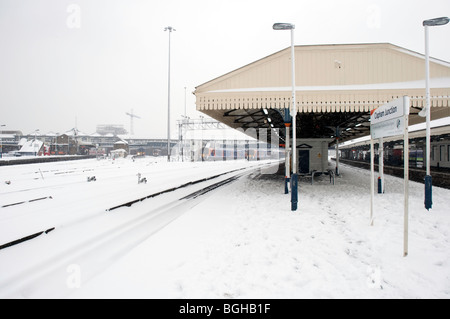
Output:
[[1, 0, 449, 137]]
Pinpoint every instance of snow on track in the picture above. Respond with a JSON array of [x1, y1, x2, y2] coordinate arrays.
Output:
[[69, 162, 450, 299], [0, 157, 277, 298], [2, 157, 450, 299], [0, 157, 275, 245]]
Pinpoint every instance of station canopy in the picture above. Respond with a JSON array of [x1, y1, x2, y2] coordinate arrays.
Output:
[[194, 43, 450, 144]]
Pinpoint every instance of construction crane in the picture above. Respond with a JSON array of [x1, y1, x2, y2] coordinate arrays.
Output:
[[125, 109, 141, 135]]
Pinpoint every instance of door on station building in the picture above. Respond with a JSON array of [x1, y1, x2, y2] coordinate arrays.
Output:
[[298, 150, 310, 174]]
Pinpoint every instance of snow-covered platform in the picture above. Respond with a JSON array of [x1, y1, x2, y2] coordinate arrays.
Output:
[[1, 157, 449, 298], [71, 162, 450, 299]]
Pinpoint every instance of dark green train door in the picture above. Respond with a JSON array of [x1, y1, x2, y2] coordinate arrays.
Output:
[[299, 150, 310, 174]]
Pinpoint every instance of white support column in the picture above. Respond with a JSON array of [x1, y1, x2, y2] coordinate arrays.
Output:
[[403, 96, 410, 257], [370, 138, 375, 226]]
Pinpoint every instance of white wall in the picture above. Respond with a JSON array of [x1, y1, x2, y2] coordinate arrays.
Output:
[[295, 138, 332, 173]]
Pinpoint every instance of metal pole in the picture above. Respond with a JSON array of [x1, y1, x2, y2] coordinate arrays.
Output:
[[421, 17, 449, 209], [370, 138, 375, 226], [424, 24, 433, 210], [425, 25, 431, 176], [403, 96, 410, 256], [165, 26, 175, 161], [335, 136, 339, 176], [273, 22, 297, 209], [379, 137, 384, 193], [167, 29, 171, 161], [285, 123, 290, 194], [290, 27, 298, 211]]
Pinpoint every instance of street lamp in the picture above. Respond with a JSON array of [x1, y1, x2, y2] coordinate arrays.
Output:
[[165, 26, 176, 161], [273, 22, 298, 211], [419, 16, 449, 210]]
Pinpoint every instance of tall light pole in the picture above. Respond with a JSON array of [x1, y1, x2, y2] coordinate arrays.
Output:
[[419, 16, 449, 210], [273, 22, 298, 211], [165, 26, 175, 161]]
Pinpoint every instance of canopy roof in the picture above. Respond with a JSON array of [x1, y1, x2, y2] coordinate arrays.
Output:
[[195, 43, 450, 144]]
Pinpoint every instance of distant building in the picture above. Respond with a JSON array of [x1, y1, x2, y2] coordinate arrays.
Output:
[[17, 139, 44, 156], [3, 119, 246, 159], [113, 139, 129, 154], [0, 130, 23, 155], [96, 124, 128, 136]]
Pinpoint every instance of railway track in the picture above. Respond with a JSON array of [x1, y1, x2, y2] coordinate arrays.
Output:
[[0, 162, 277, 298], [336, 158, 450, 189]]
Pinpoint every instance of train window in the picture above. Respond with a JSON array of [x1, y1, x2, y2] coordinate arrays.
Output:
[[432, 146, 436, 161], [440, 145, 445, 162], [448, 145, 450, 162]]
